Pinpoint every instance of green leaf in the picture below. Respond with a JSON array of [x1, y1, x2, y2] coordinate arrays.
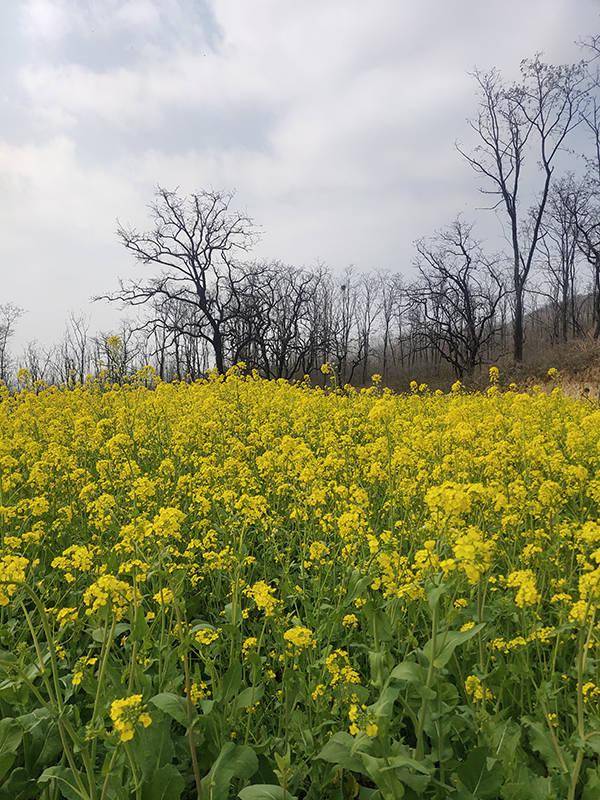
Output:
[[456, 746, 503, 798], [584, 730, 600, 755], [218, 661, 242, 703], [200, 699, 215, 716], [482, 717, 522, 767], [388, 661, 426, 684], [149, 693, 189, 727], [377, 754, 431, 775], [142, 765, 185, 800], [343, 571, 372, 605], [38, 767, 86, 800], [0, 753, 15, 782], [201, 742, 258, 800], [369, 686, 401, 720], [238, 785, 297, 800], [426, 582, 447, 611], [24, 652, 51, 681], [357, 789, 379, 800], [130, 718, 176, 779], [502, 776, 554, 800], [524, 719, 565, 772], [582, 766, 600, 800], [0, 718, 22, 754], [234, 685, 264, 710], [92, 623, 129, 643], [16, 707, 52, 733], [0, 650, 16, 667], [316, 732, 366, 773], [358, 753, 406, 798], [0, 767, 36, 799], [363, 603, 392, 643], [423, 623, 485, 669], [19, 710, 61, 775], [368, 649, 392, 689], [132, 605, 149, 640]]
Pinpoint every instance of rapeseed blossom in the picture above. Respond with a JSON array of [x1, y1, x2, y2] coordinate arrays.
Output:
[[0, 555, 28, 605], [465, 675, 493, 702], [0, 373, 598, 797], [83, 575, 133, 619], [109, 695, 152, 741], [283, 625, 316, 652]]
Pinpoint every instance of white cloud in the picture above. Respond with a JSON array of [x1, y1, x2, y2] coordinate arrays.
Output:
[[115, 0, 162, 30], [21, 0, 176, 43], [21, 0, 70, 42]]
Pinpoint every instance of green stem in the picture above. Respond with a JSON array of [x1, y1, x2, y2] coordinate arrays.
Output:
[[415, 601, 437, 760]]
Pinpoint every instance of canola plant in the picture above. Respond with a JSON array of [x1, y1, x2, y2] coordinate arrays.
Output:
[[0, 368, 598, 799]]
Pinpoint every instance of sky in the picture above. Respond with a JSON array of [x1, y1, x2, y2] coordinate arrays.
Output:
[[1, 0, 599, 347]]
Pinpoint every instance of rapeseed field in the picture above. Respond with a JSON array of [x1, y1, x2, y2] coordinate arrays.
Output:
[[0, 368, 598, 799]]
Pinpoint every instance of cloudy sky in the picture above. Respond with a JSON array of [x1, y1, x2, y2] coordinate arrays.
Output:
[[1, 0, 598, 346]]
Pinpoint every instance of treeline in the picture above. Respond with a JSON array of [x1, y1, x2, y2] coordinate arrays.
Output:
[[3, 36, 600, 387]]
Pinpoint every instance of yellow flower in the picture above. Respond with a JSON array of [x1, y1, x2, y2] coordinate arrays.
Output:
[[0, 555, 29, 606], [109, 694, 152, 742], [30, 496, 49, 516], [152, 507, 186, 540], [189, 681, 211, 703], [342, 614, 359, 629], [325, 650, 361, 687], [51, 545, 95, 581], [452, 527, 494, 584], [283, 625, 316, 652], [244, 581, 279, 617], [55, 607, 78, 627], [311, 684, 326, 701], [582, 682, 600, 703], [506, 570, 540, 608], [465, 675, 493, 703], [72, 656, 97, 686], [83, 575, 133, 620], [194, 628, 220, 646], [153, 588, 175, 606], [304, 541, 330, 568], [242, 637, 258, 657]]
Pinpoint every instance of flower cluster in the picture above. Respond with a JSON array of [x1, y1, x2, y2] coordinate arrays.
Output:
[[109, 695, 152, 742]]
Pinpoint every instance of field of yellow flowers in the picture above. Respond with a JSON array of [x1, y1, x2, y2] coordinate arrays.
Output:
[[0, 369, 598, 799]]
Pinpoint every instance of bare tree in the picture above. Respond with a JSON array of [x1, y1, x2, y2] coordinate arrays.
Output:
[[20, 341, 53, 385], [356, 273, 381, 383], [0, 303, 23, 384], [560, 177, 600, 337], [378, 272, 403, 381], [101, 187, 257, 373], [91, 326, 141, 383], [539, 178, 582, 342], [244, 264, 324, 379], [408, 220, 506, 377], [458, 57, 589, 361]]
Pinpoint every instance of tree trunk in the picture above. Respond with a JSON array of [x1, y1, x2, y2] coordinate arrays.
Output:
[[213, 328, 225, 372], [594, 261, 600, 340], [513, 287, 524, 362]]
